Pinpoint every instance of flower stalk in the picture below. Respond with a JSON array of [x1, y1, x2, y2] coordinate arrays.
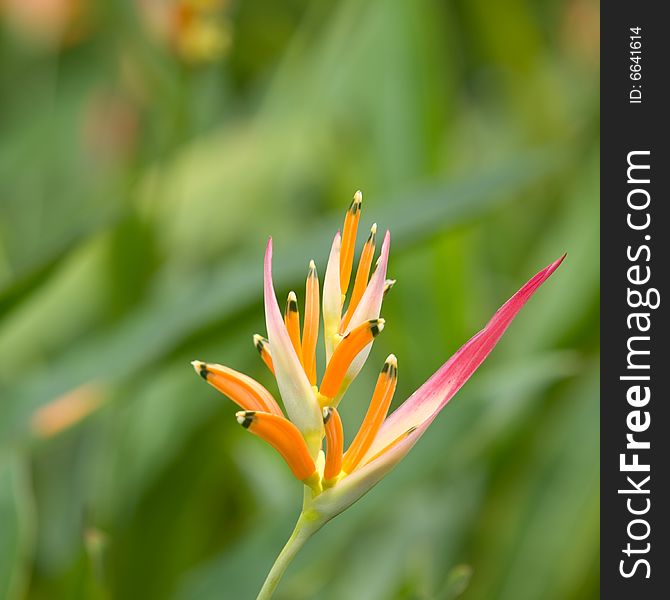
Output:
[[256, 511, 323, 600]]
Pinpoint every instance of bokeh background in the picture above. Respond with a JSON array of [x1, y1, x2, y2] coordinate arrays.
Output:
[[0, 1, 599, 599]]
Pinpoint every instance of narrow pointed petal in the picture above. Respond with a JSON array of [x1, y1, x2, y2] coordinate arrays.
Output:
[[323, 232, 342, 361], [264, 239, 323, 453], [236, 411, 319, 490], [383, 279, 396, 297], [284, 291, 302, 359], [312, 255, 565, 517], [340, 191, 362, 294], [322, 407, 344, 486], [302, 260, 320, 385], [319, 319, 385, 400], [253, 334, 275, 375], [191, 360, 283, 416], [342, 355, 397, 474]]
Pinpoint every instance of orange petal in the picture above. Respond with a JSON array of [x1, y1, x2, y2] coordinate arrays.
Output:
[[236, 411, 318, 486], [284, 291, 302, 361], [342, 355, 397, 473], [302, 260, 320, 385], [192, 361, 282, 416], [253, 334, 275, 375], [323, 407, 344, 485], [319, 318, 384, 400], [339, 191, 362, 294]]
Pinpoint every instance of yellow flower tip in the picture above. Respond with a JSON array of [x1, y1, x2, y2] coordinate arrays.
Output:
[[339, 318, 383, 339], [369, 222, 378, 239], [309, 259, 316, 272], [382, 354, 398, 379], [235, 410, 255, 428], [284, 291, 302, 358], [286, 291, 298, 312], [191, 360, 208, 379], [371, 318, 385, 337], [351, 190, 363, 211], [253, 334, 275, 375], [383, 279, 396, 296]]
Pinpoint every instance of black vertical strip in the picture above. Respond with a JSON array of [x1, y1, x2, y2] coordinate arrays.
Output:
[[601, 3, 669, 598]]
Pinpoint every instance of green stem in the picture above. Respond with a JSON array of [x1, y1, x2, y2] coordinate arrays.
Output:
[[256, 513, 318, 600]]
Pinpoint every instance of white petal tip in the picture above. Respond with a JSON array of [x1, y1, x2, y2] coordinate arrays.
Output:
[[235, 411, 255, 428], [191, 360, 208, 379], [372, 319, 385, 336]]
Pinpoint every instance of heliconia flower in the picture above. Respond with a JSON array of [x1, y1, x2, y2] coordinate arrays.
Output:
[[191, 191, 564, 599]]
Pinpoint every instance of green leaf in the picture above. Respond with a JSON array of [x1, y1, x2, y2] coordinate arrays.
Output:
[[0, 451, 35, 600]]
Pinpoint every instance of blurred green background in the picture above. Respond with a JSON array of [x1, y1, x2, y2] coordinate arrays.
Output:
[[0, 0, 599, 599]]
